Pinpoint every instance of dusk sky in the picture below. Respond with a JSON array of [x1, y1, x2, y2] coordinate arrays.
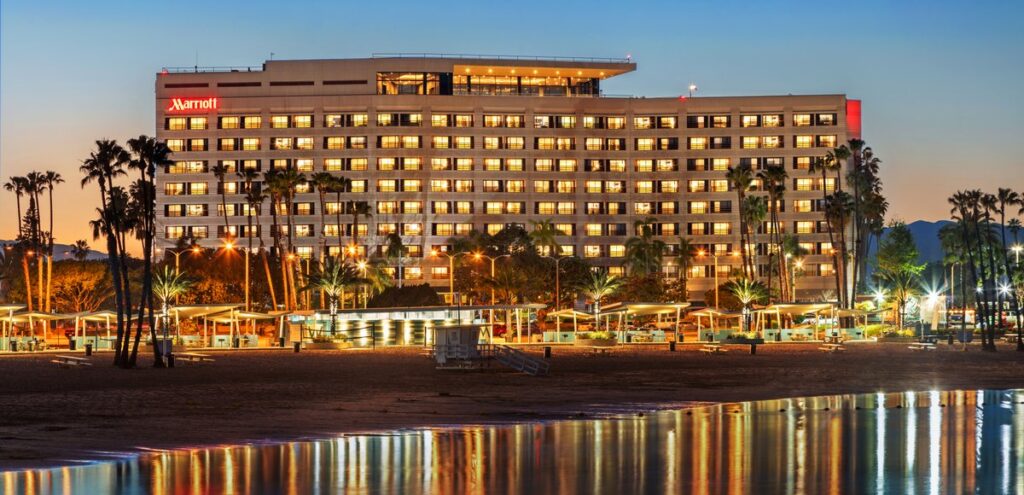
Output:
[[2, 0, 1022, 249]]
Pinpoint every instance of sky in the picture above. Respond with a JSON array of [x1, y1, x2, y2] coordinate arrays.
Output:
[[1, 0, 1022, 250]]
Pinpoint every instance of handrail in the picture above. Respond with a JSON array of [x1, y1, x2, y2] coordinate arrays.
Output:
[[372, 53, 633, 64], [162, 66, 262, 74]]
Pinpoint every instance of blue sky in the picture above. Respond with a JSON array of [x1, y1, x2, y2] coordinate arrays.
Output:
[[2, 0, 1022, 246]]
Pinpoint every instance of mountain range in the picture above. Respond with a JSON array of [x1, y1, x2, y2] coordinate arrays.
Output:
[[0, 241, 107, 261]]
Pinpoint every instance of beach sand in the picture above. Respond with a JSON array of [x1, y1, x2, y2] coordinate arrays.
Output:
[[2, 342, 1023, 469]]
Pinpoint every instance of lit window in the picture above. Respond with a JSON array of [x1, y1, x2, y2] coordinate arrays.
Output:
[[710, 180, 729, 192], [378, 180, 397, 192], [188, 117, 207, 130], [712, 158, 730, 171], [271, 115, 289, 128], [793, 114, 811, 127], [325, 159, 342, 172], [454, 115, 473, 127], [795, 135, 813, 148], [431, 114, 450, 127], [713, 223, 731, 235], [243, 116, 261, 129], [635, 181, 654, 194], [349, 158, 368, 171], [454, 136, 473, 149], [351, 114, 369, 127], [794, 200, 813, 213], [166, 139, 185, 152], [296, 137, 314, 150], [535, 159, 553, 172], [167, 117, 186, 130], [688, 137, 707, 150], [609, 245, 625, 258], [219, 116, 240, 129], [403, 180, 422, 192], [293, 115, 312, 128], [325, 137, 344, 150], [741, 115, 759, 128], [585, 224, 602, 236], [690, 201, 708, 214]]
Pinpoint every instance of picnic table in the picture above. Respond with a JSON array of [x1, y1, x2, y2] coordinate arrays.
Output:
[[908, 342, 936, 351], [1004, 334, 1020, 343], [824, 335, 844, 344], [587, 346, 614, 356], [51, 355, 92, 368], [699, 344, 727, 355], [175, 352, 216, 363], [818, 343, 846, 353]]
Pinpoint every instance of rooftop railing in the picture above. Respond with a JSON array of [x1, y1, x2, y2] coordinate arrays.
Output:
[[162, 66, 263, 74], [371, 52, 634, 64]]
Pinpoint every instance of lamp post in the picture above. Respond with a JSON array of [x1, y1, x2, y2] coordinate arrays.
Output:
[[697, 249, 739, 309], [357, 260, 368, 309], [158, 245, 201, 304], [472, 253, 511, 305], [431, 249, 470, 304], [793, 259, 804, 302], [1012, 245, 1022, 265], [539, 255, 565, 312], [222, 241, 251, 311]]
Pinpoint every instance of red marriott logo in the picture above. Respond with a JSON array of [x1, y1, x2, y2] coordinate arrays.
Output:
[[166, 97, 219, 113]]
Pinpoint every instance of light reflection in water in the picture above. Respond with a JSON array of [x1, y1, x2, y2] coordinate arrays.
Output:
[[4, 390, 1024, 494]]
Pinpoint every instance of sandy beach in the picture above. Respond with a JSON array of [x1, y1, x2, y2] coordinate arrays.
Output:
[[2, 342, 1024, 470]]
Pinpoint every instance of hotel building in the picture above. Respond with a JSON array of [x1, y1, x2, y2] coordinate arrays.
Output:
[[155, 54, 861, 300]]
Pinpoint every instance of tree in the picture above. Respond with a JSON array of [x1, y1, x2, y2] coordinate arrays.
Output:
[[528, 219, 561, 256], [310, 172, 335, 258], [741, 195, 767, 282], [300, 258, 361, 335], [70, 240, 91, 261], [758, 165, 788, 302], [384, 232, 407, 287], [995, 188, 1023, 349], [578, 271, 623, 331], [153, 265, 192, 356], [50, 260, 112, 313], [675, 237, 697, 302], [874, 221, 925, 330], [211, 162, 232, 242], [726, 164, 754, 277], [41, 171, 63, 314], [624, 217, 666, 276], [726, 278, 767, 332]]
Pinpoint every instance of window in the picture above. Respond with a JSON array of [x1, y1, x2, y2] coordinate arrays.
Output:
[[296, 137, 314, 150], [431, 114, 450, 127], [796, 221, 814, 234], [325, 137, 345, 150], [272, 137, 300, 153], [763, 114, 782, 127], [661, 181, 678, 193], [454, 114, 474, 127], [454, 136, 473, 149], [536, 138, 554, 150], [609, 245, 625, 258], [793, 114, 812, 127], [558, 160, 577, 172], [711, 116, 729, 128], [379, 136, 400, 149], [219, 116, 240, 129], [633, 117, 652, 129], [763, 136, 781, 149], [710, 180, 729, 192], [188, 117, 207, 130], [795, 179, 814, 191], [794, 200, 813, 213], [689, 201, 708, 214], [349, 137, 367, 149], [713, 223, 731, 235], [585, 224, 603, 236], [535, 159, 553, 172], [712, 158, 730, 171], [402, 136, 421, 148], [742, 136, 760, 149], [243, 116, 262, 129], [456, 158, 473, 171], [293, 115, 312, 128], [817, 135, 837, 148], [271, 115, 289, 128], [377, 180, 397, 192], [167, 117, 186, 130], [794, 156, 812, 170], [166, 139, 185, 152], [556, 180, 575, 193], [325, 158, 342, 172], [455, 202, 473, 214], [741, 115, 759, 128], [484, 115, 504, 128], [402, 179, 422, 192], [455, 180, 473, 192], [585, 181, 602, 193], [817, 113, 836, 126], [636, 138, 654, 151], [688, 137, 707, 150], [635, 181, 654, 194], [507, 180, 525, 193], [795, 135, 813, 149], [431, 136, 450, 149]]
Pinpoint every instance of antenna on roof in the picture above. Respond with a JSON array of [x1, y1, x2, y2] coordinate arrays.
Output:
[[688, 83, 698, 97], [195, 50, 199, 73], [270, 52, 275, 61]]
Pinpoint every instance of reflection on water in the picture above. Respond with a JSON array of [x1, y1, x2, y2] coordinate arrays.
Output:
[[5, 390, 1024, 494]]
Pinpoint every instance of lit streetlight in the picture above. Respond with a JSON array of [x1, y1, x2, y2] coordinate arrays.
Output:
[[697, 249, 739, 309], [539, 254, 566, 312], [1012, 244, 1022, 265], [431, 249, 471, 304]]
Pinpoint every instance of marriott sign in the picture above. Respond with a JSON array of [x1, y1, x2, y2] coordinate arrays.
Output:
[[166, 97, 219, 113]]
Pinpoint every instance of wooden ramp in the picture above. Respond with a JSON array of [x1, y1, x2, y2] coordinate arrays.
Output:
[[493, 345, 549, 376]]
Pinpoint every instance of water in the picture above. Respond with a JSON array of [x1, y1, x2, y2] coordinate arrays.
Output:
[[4, 390, 1024, 494]]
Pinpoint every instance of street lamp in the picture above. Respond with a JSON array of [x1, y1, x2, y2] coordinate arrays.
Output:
[[697, 249, 739, 309], [158, 245, 200, 304], [793, 259, 804, 302], [222, 241, 252, 311], [1012, 245, 1022, 265], [472, 252, 511, 304], [539, 254, 565, 312], [431, 249, 470, 304], [356, 260, 368, 309]]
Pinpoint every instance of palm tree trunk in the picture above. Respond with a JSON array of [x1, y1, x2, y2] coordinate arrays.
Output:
[[335, 192, 343, 256], [262, 249, 278, 310], [21, 256, 32, 312]]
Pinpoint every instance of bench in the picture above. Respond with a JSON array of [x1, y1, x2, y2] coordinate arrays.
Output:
[[587, 346, 614, 356], [175, 352, 216, 363], [908, 342, 936, 351], [1004, 334, 1020, 343], [51, 355, 93, 368], [818, 343, 846, 353], [699, 344, 727, 355]]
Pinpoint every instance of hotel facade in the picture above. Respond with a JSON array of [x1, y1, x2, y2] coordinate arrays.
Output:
[[154, 55, 860, 300]]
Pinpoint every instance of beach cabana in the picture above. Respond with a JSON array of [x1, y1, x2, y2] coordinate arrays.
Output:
[[207, 309, 281, 347], [544, 309, 594, 342], [600, 302, 693, 343], [167, 304, 243, 346], [689, 308, 742, 342], [0, 305, 25, 351], [754, 303, 834, 340], [8, 311, 74, 346]]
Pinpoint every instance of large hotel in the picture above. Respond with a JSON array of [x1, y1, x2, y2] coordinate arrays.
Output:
[[155, 54, 860, 300]]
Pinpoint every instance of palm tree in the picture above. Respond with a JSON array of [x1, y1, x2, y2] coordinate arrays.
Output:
[[758, 165, 787, 301], [824, 191, 854, 306], [741, 196, 768, 281], [70, 240, 90, 261], [726, 164, 754, 277], [329, 176, 351, 256], [310, 172, 335, 258], [3, 177, 26, 240], [39, 171, 63, 314], [624, 217, 666, 276], [211, 162, 232, 241], [300, 258, 361, 335], [781, 234, 809, 302], [995, 188, 1022, 349], [1009, 218, 1022, 245], [727, 278, 767, 333], [153, 265, 192, 358], [579, 270, 623, 332], [676, 237, 697, 302], [384, 232, 407, 287], [81, 139, 131, 367], [347, 200, 372, 255], [528, 219, 561, 256]]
